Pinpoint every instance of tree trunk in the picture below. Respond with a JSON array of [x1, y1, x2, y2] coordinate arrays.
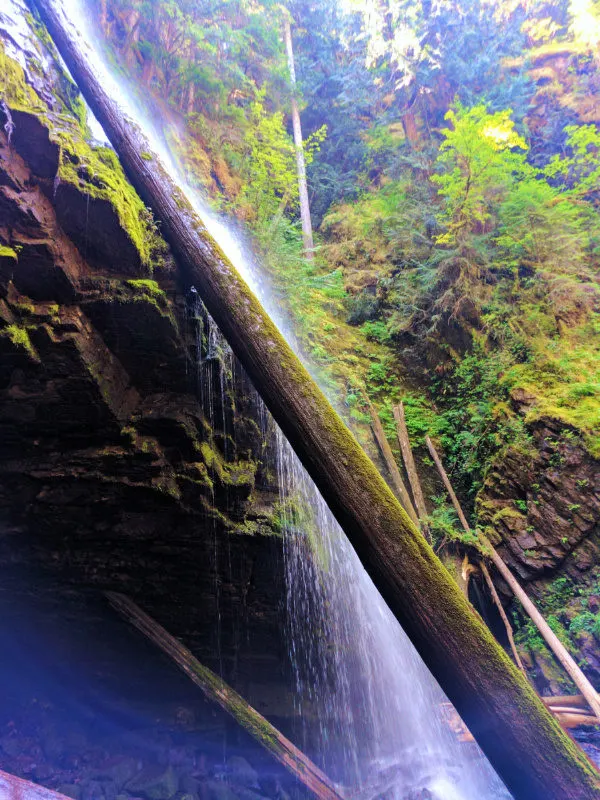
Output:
[[106, 593, 344, 800], [426, 436, 600, 723], [31, 3, 600, 796], [369, 402, 419, 526], [392, 403, 430, 539], [283, 17, 314, 261], [480, 561, 526, 675]]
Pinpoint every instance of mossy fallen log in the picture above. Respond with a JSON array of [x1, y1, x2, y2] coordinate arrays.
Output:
[[106, 592, 345, 800], [30, 2, 600, 797]]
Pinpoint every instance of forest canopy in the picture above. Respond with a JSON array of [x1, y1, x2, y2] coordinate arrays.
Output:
[[93, 0, 600, 504]]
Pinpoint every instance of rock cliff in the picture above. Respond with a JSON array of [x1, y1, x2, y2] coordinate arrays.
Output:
[[0, 0, 292, 746]]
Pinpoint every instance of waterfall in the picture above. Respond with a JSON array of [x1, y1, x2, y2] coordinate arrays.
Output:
[[18, 1, 513, 796]]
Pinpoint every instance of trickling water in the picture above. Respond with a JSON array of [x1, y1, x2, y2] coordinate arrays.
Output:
[[23, 2, 513, 797], [1, 100, 15, 145], [274, 429, 511, 798]]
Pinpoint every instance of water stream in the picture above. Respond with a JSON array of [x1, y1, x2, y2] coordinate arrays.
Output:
[[14, 2, 513, 796]]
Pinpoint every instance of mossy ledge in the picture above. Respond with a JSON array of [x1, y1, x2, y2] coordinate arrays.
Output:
[[0, 41, 163, 272], [1, 323, 40, 360]]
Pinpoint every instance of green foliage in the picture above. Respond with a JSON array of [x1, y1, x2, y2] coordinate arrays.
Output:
[[360, 320, 391, 344], [433, 103, 529, 246], [91, 0, 600, 518], [233, 92, 298, 223], [495, 179, 590, 272], [430, 346, 533, 502], [515, 571, 600, 660], [423, 495, 480, 548], [399, 393, 442, 446], [1, 324, 38, 359]]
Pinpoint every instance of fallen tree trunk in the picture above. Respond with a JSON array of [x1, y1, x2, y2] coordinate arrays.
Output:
[[426, 436, 600, 723], [392, 403, 429, 527], [0, 768, 73, 800], [543, 695, 589, 709], [31, 3, 600, 796], [555, 713, 599, 729], [369, 402, 419, 525], [106, 593, 344, 800]]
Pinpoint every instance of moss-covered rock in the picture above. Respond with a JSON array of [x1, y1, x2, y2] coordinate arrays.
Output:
[[0, 39, 165, 275]]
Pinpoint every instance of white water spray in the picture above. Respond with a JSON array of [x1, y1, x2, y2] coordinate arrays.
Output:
[[19, 2, 512, 796]]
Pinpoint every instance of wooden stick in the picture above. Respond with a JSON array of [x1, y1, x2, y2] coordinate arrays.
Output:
[[392, 403, 428, 525], [426, 436, 600, 723], [0, 769, 73, 799], [481, 561, 526, 675], [369, 403, 419, 525], [106, 592, 345, 800], [542, 695, 588, 709], [425, 436, 471, 533]]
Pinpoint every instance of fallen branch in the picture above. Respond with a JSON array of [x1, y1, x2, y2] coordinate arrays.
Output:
[[106, 592, 345, 800], [480, 561, 526, 675], [0, 768, 73, 800]]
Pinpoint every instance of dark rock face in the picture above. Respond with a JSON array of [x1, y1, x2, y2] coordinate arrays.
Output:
[[0, 6, 292, 740], [477, 417, 600, 689], [479, 418, 600, 583]]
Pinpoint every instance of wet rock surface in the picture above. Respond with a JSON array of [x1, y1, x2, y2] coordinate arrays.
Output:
[[0, 2, 292, 759], [477, 416, 600, 688], [479, 417, 600, 583], [0, 692, 303, 800]]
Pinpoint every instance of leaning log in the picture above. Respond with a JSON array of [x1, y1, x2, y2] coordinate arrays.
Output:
[[481, 561, 527, 675], [392, 403, 429, 525], [0, 768, 73, 800], [106, 593, 344, 800], [369, 402, 419, 525], [30, 3, 600, 797]]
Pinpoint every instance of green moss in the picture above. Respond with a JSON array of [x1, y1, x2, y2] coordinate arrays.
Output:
[[120, 425, 137, 446], [1, 324, 38, 359], [117, 279, 177, 326], [57, 140, 158, 268], [11, 300, 36, 315], [0, 43, 164, 272], [0, 245, 18, 260], [200, 440, 255, 487], [503, 315, 600, 456], [126, 278, 165, 298], [0, 45, 46, 114], [141, 151, 153, 161]]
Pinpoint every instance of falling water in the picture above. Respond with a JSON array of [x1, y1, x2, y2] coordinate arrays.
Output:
[[16, 1, 514, 796]]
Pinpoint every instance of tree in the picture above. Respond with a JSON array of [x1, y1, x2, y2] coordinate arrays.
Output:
[[432, 103, 528, 245], [283, 13, 315, 259]]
